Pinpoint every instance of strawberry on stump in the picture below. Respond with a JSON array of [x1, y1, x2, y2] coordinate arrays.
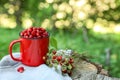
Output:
[[46, 49, 74, 76]]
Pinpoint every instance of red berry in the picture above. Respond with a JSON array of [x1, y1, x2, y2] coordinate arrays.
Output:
[[43, 56, 47, 61], [36, 29, 40, 33], [52, 59, 54, 63], [20, 32, 24, 36], [36, 33, 40, 36], [17, 66, 24, 73], [25, 35, 29, 38], [27, 30, 31, 34], [30, 27, 34, 30], [52, 55, 57, 59], [60, 62, 63, 65], [62, 59, 65, 63], [39, 30, 43, 34], [31, 31, 36, 36], [23, 33, 27, 36], [57, 56, 62, 62], [41, 28, 45, 32], [42, 34, 46, 37], [69, 58, 74, 63], [62, 70, 67, 73], [23, 30, 27, 33], [68, 72, 72, 76], [43, 32, 48, 36], [33, 27, 37, 31], [52, 50, 56, 54], [29, 35, 33, 38], [38, 35, 42, 38], [38, 27, 44, 31], [28, 28, 33, 32]]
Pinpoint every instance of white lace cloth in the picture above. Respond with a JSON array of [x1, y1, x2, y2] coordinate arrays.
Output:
[[0, 53, 72, 80]]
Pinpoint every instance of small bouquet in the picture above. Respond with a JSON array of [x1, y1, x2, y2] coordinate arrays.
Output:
[[46, 49, 74, 75]]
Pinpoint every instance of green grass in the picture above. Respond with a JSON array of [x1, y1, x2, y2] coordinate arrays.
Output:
[[0, 27, 120, 77], [0, 28, 23, 58]]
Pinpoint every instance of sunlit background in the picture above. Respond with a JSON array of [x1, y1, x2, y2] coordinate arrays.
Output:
[[0, 0, 120, 77], [0, 0, 120, 33]]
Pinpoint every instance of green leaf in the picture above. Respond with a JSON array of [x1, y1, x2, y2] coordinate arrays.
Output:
[[67, 64, 72, 70], [50, 37, 58, 49], [62, 66, 67, 71]]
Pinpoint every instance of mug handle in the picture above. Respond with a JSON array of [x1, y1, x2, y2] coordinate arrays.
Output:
[[9, 39, 22, 62]]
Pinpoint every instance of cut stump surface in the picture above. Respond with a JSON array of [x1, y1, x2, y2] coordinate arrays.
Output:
[[71, 58, 120, 80]]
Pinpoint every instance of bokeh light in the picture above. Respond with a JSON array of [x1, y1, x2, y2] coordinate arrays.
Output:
[[0, 0, 119, 33], [22, 18, 33, 29], [0, 14, 16, 28]]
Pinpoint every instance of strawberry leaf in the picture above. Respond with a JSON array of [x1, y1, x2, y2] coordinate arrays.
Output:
[[50, 37, 58, 50], [68, 64, 72, 70]]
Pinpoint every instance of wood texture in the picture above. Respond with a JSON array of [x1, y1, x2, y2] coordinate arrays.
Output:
[[71, 58, 120, 80]]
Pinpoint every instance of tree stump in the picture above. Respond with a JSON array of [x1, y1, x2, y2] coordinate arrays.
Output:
[[71, 57, 120, 80]]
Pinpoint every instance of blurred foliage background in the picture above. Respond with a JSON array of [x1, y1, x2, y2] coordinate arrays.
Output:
[[0, 0, 120, 77]]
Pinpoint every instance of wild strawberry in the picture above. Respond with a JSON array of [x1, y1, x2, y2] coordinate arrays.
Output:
[[52, 55, 57, 59], [62, 70, 67, 73], [28, 28, 33, 32], [52, 50, 56, 54], [36, 33, 40, 36], [60, 62, 63, 65], [68, 71, 72, 76], [42, 34, 47, 38], [40, 28, 45, 32], [36, 29, 40, 33], [62, 59, 65, 63], [17, 66, 24, 73], [20, 32, 24, 36], [43, 56, 46, 61], [57, 56, 62, 62], [30, 27, 34, 30], [31, 30, 36, 36], [38, 35, 42, 38], [69, 58, 74, 63], [25, 35, 29, 38], [29, 35, 33, 38], [27, 31, 31, 35], [52, 59, 54, 63]]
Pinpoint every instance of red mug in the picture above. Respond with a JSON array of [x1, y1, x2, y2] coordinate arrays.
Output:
[[9, 35, 49, 67]]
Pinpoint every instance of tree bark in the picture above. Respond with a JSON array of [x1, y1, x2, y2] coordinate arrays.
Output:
[[71, 57, 120, 80]]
